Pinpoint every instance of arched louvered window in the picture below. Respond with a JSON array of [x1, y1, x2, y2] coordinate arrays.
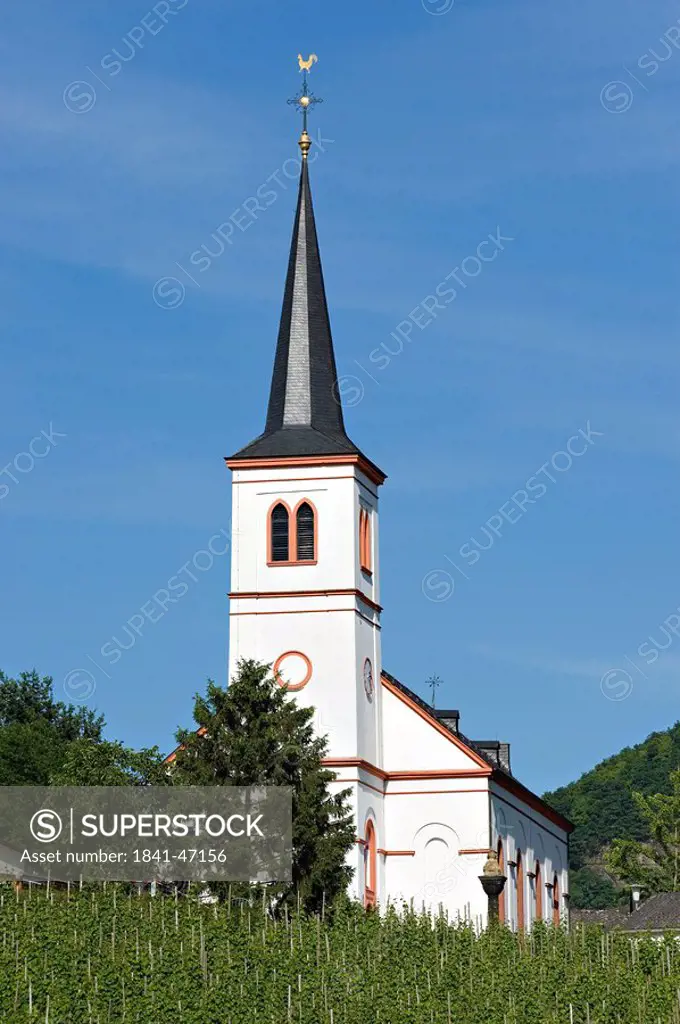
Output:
[[295, 501, 315, 562], [270, 503, 290, 562]]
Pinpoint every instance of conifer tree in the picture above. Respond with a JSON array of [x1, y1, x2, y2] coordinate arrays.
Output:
[[172, 659, 355, 913]]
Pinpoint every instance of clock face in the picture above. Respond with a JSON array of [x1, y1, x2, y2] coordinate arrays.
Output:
[[363, 658, 374, 701]]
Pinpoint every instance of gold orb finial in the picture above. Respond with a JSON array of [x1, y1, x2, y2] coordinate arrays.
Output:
[[298, 130, 312, 159]]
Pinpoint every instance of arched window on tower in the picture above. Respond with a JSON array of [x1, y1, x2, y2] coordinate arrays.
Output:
[[359, 506, 372, 573], [364, 820, 377, 908], [270, 503, 290, 562], [535, 860, 542, 922], [497, 839, 505, 923], [295, 501, 315, 562], [516, 849, 524, 932], [552, 873, 560, 927]]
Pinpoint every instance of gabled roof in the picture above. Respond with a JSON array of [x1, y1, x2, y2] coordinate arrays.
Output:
[[230, 159, 372, 464], [381, 670, 573, 833], [622, 893, 680, 931], [572, 894, 680, 932]]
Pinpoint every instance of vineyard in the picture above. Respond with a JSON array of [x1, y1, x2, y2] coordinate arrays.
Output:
[[1, 886, 680, 1023]]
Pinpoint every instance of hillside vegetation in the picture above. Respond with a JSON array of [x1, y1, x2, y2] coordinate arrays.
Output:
[[544, 722, 680, 907]]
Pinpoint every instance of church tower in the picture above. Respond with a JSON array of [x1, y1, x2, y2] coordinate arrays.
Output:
[[225, 79, 386, 775], [222, 62, 574, 918]]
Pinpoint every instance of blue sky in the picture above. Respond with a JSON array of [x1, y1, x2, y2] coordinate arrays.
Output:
[[2, 0, 680, 794]]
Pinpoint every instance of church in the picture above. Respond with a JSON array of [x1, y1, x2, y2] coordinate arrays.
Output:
[[224, 74, 572, 930]]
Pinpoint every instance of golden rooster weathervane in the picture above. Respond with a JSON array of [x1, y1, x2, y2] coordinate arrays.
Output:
[[298, 53, 318, 72], [288, 54, 322, 158]]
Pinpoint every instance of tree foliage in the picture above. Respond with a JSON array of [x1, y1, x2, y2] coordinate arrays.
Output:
[[50, 738, 167, 786], [604, 768, 680, 894], [0, 670, 103, 785], [171, 659, 356, 914], [544, 722, 680, 907]]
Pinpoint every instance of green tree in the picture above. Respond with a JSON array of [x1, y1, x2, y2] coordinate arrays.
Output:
[[50, 738, 167, 786], [0, 670, 103, 785], [605, 768, 680, 894], [171, 659, 355, 913], [544, 722, 680, 907]]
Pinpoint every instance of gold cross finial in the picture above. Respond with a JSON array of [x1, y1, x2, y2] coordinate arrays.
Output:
[[288, 54, 323, 158]]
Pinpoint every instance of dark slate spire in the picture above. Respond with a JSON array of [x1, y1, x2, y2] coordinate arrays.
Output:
[[230, 159, 363, 461]]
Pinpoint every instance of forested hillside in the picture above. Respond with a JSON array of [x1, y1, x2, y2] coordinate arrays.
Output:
[[544, 722, 680, 907]]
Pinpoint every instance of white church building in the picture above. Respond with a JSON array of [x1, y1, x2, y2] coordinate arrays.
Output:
[[224, 120, 572, 930]]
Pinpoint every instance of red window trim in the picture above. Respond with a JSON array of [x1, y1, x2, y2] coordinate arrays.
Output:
[[364, 819, 377, 908], [359, 506, 372, 574], [516, 849, 524, 932], [267, 498, 318, 566], [552, 873, 560, 926]]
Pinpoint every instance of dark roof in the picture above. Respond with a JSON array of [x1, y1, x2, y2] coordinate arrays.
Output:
[[624, 893, 680, 931], [231, 159, 369, 462], [570, 907, 628, 930], [572, 894, 680, 932]]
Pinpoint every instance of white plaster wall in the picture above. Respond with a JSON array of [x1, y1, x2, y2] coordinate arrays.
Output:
[[228, 463, 383, 764], [230, 464, 380, 597], [327, 775, 386, 904], [381, 685, 483, 773], [230, 464, 357, 594], [383, 785, 490, 924], [229, 606, 375, 760], [491, 786, 569, 930]]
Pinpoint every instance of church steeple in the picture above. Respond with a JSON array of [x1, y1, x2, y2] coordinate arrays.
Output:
[[231, 58, 369, 463], [232, 160, 360, 460]]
